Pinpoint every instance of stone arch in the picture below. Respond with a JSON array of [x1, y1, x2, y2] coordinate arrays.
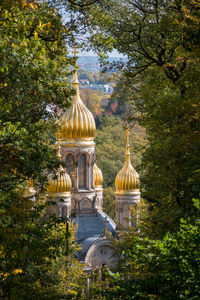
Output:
[[80, 197, 92, 210], [78, 152, 87, 189], [65, 152, 76, 188], [77, 151, 90, 190], [85, 238, 118, 268]]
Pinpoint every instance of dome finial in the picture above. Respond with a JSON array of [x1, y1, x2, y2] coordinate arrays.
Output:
[[72, 46, 79, 93], [125, 122, 131, 164], [125, 122, 130, 146], [57, 140, 62, 160], [59, 46, 96, 140], [72, 45, 78, 58]]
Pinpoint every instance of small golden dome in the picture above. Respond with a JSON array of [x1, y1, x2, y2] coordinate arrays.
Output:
[[94, 163, 103, 188], [115, 125, 140, 194], [59, 69, 96, 139], [47, 166, 72, 194]]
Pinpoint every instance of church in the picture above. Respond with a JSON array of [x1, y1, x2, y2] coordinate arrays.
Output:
[[45, 60, 141, 269]]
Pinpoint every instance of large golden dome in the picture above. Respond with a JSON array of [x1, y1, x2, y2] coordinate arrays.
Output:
[[115, 125, 140, 194], [59, 70, 96, 139], [47, 166, 72, 194], [94, 163, 103, 188]]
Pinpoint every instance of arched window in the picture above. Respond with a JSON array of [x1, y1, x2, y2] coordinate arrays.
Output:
[[66, 153, 75, 187], [78, 153, 86, 189], [80, 198, 92, 210]]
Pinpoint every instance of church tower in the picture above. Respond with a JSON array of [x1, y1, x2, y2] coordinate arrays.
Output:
[[58, 49, 99, 214], [115, 125, 140, 228], [53, 48, 116, 267]]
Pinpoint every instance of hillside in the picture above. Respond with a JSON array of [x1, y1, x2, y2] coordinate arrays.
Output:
[[77, 56, 127, 71]]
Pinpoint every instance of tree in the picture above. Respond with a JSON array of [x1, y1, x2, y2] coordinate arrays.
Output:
[[0, 1, 88, 297], [77, 0, 200, 233], [102, 187, 116, 222], [80, 88, 103, 116], [0, 195, 86, 298], [90, 200, 200, 299], [95, 115, 146, 188]]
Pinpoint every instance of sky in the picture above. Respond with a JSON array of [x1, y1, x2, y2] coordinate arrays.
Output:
[[79, 49, 125, 58], [68, 47, 126, 58]]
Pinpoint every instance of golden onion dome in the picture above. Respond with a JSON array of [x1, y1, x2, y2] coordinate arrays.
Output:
[[115, 125, 140, 193], [59, 69, 96, 139], [47, 166, 72, 194], [46, 145, 72, 194], [93, 163, 103, 188]]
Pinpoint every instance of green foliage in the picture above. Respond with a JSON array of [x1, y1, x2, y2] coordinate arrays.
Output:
[[0, 2, 86, 298], [78, 68, 105, 84], [0, 190, 86, 298], [81, 0, 200, 233], [91, 200, 200, 299], [102, 187, 116, 222], [80, 88, 103, 116], [0, 2, 74, 192], [95, 115, 147, 188], [139, 67, 200, 230]]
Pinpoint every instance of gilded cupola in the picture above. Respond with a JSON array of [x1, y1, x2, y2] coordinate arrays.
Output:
[[46, 145, 72, 194], [59, 66, 96, 140], [94, 163, 103, 188], [115, 125, 140, 194]]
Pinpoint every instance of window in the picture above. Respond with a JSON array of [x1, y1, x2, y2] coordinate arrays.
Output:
[[66, 153, 75, 187], [78, 153, 86, 189]]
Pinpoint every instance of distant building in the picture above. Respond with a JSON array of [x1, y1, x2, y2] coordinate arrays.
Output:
[[80, 84, 114, 94], [79, 79, 90, 85], [103, 84, 113, 94]]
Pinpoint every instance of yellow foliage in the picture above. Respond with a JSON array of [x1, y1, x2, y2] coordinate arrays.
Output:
[[12, 269, 23, 275]]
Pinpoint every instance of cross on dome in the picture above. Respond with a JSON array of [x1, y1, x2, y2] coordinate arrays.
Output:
[[125, 123, 130, 146], [72, 46, 78, 58]]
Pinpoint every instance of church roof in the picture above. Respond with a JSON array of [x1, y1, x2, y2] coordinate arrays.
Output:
[[72, 212, 116, 260], [59, 69, 96, 140]]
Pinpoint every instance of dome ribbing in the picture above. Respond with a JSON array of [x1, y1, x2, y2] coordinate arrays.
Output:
[[59, 70, 96, 139], [47, 166, 72, 194], [115, 125, 140, 194], [94, 163, 103, 188]]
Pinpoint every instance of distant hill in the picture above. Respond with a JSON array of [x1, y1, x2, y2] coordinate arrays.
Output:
[[77, 56, 127, 71]]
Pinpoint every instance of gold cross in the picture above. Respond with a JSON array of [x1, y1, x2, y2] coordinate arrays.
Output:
[[72, 46, 78, 58], [125, 122, 130, 145]]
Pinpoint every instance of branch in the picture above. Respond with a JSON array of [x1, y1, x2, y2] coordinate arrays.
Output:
[[67, 0, 100, 9]]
